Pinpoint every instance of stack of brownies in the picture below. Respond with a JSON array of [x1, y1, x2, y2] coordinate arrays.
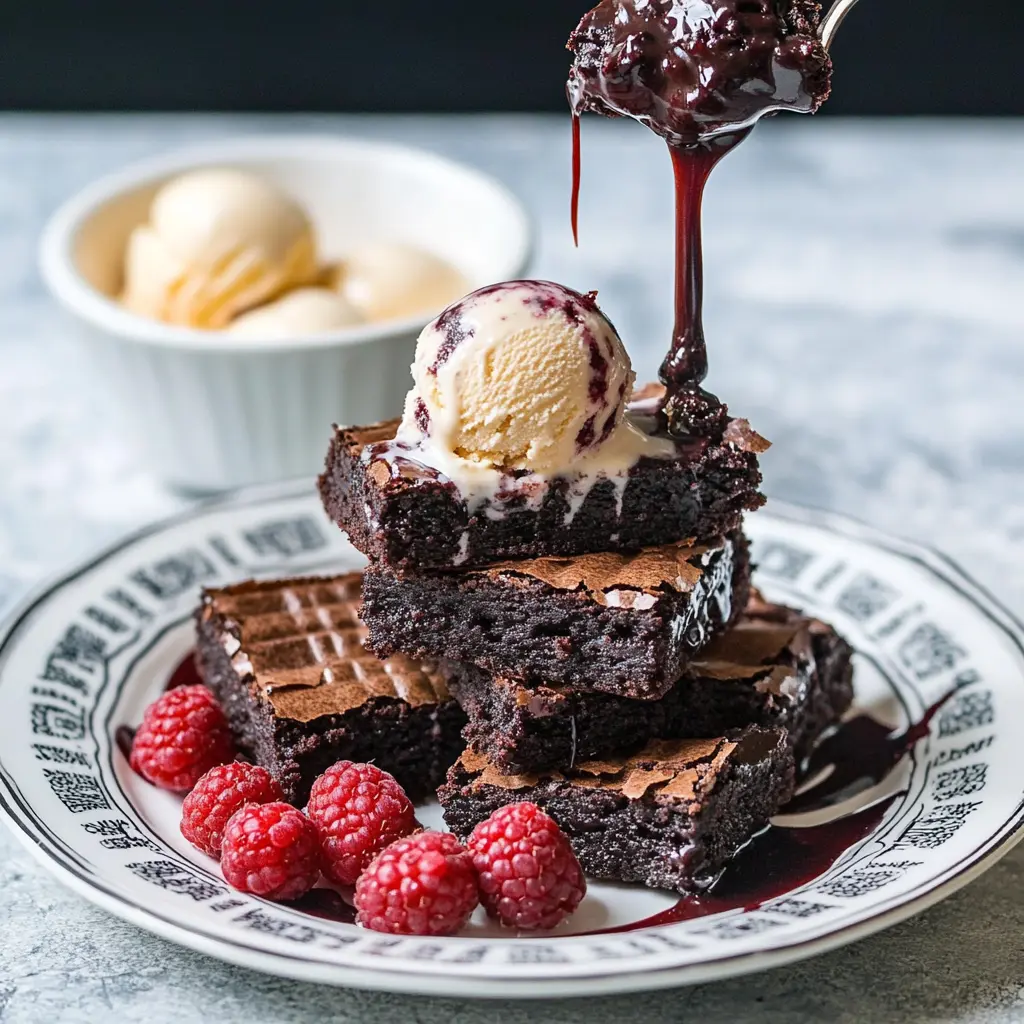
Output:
[[196, 359, 853, 896], [300, 378, 852, 893]]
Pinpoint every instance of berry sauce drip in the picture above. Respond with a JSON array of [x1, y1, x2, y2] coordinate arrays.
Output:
[[114, 725, 135, 761], [166, 652, 203, 691], [590, 686, 958, 933], [115, 653, 204, 759], [567, 0, 831, 437], [571, 112, 583, 247], [785, 684, 961, 814], [596, 797, 897, 931], [291, 888, 358, 924]]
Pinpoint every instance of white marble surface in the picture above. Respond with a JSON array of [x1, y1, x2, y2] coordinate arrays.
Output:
[[1, 113, 1023, 1021]]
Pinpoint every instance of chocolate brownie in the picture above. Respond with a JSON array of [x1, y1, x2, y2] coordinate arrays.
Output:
[[440, 727, 795, 893], [195, 574, 465, 805], [362, 531, 751, 700], [318, 385, 766, 571], [442, 593, 854, 774]]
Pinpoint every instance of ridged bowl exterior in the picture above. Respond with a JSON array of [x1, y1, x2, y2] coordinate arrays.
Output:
[[77, 320, 416, 490]]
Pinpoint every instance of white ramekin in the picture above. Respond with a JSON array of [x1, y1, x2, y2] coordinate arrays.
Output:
[[39, 135, 532, 492]]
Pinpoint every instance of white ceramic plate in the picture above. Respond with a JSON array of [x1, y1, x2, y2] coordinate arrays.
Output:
[[1, 482, 1022, 998]]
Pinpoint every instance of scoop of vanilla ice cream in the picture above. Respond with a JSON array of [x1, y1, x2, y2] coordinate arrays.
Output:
[[337, 242, 466, 322], [226, 288, 362, 338], [121, 168, 319, 328], [399, 280, 635, 474]]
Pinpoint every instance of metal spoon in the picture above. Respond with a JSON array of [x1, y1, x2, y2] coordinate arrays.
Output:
[[819, 0, 862, 50], [698, 0, 863, 143]]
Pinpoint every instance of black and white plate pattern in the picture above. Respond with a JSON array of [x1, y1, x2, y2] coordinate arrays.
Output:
[[1, 482, 1022, 998]]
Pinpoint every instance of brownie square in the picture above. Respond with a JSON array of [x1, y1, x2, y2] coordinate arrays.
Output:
[[195, 574, 466, 805], [318, 385, 767, 571], [440, 727, 795, 893], [442, 593, 854, 774], [362, 531, 751, 700]]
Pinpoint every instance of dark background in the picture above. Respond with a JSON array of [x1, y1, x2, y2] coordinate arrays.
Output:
[[3, 0, 1021, 115]]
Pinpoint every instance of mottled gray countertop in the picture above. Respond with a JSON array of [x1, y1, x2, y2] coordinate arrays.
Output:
[[1, 114, 1023, 1022]]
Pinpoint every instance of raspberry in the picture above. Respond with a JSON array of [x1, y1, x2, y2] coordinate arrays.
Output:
[[306, 762, 416, 886], [180, 762, 285, 857], [467, 802, 586, 930], [355, 831, 478, 936], [220, 802, 322, 901], [129, 685, 235, 792]]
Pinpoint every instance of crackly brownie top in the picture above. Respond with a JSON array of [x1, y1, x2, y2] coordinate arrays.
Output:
[[688, 590, 827, 696], [475, 536, 733, 609], [199, 573, 449, 723], [456, 728, 782, 808]]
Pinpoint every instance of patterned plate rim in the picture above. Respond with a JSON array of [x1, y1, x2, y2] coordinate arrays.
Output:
[[1, 481, 1022, 998]]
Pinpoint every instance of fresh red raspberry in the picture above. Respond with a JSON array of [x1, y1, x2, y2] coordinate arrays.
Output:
[[220, 802, 322, 900], [180, 762, 285, 857], [129, 685, 235, 792], [467, 802, 586, 930], [306, 761, 417, 885], [354, 830, 478, 936]]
